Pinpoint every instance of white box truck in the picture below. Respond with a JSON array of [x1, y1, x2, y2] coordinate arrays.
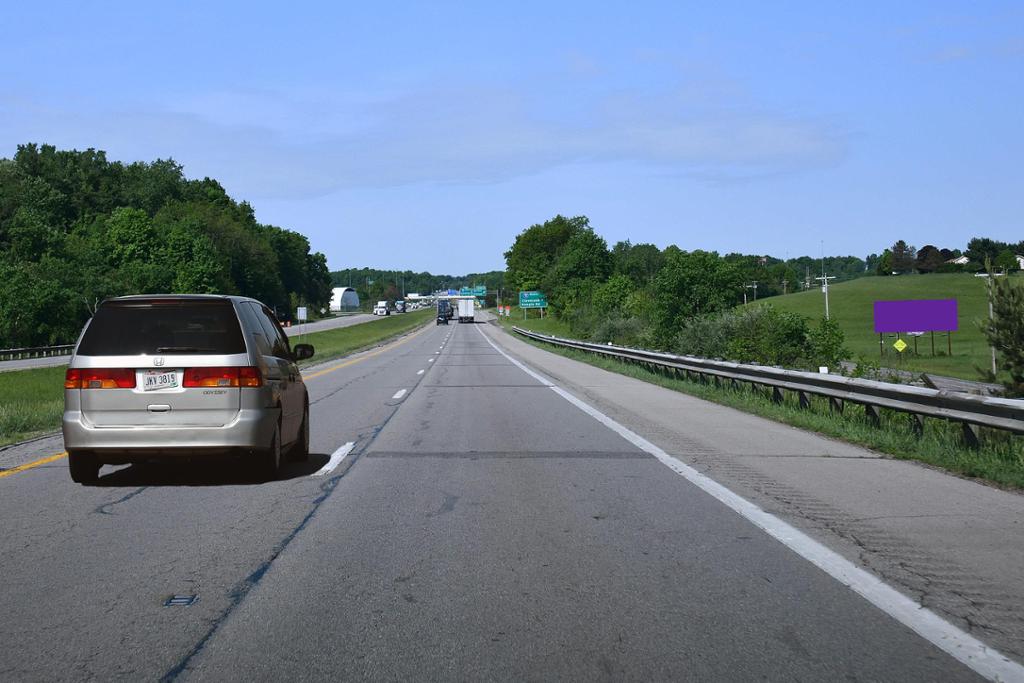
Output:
[[457, 299, 475, 323]]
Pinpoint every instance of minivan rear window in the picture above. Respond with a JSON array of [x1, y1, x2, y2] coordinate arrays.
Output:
[[76, 299, 246, 356]]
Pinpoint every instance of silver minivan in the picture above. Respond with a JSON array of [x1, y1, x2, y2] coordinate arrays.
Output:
[[62, 295, 314, 484]]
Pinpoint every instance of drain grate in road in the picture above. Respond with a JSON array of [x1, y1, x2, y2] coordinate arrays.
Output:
[[164, 594, 198, 607]]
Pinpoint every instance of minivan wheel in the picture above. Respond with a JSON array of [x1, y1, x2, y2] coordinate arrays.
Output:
[[288, 407, 310, 462], [68, 451, 100, 485], [257, 424, 282, 481]]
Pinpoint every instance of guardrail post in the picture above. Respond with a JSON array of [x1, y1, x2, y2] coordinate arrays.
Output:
[[910, 413, 924, 437], [771, 387, 784, 404], [865, 404, 881, 427], [798, 391, 811, 410], [730, 378, 740, 391], [829, 397, 844, 414], [961, 422, 980, 449]]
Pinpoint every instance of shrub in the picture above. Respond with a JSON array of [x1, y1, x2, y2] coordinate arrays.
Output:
[[674, 305, 849, 370], [807, 317, 850, 370], [590, 316, 647, 347]]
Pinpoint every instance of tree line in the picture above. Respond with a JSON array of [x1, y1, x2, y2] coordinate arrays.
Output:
[[873, 238, 1023, 275], [504, 215, 1022, 391], [504, 215, 854, 356], [0, 144, 333, 348]]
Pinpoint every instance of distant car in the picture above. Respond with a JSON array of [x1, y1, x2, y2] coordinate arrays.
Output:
[[62, 295, 315, 484], [373, 301, 390, 316], [394, 300, 407, 313]]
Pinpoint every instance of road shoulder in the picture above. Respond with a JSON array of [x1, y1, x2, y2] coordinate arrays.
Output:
[[482, 320, 1024, 662]]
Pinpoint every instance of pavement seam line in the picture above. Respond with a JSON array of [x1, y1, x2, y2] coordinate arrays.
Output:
[[475, 323, 1023, 683], [0, 451, 67, 479]]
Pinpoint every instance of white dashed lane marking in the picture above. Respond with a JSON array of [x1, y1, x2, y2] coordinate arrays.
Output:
[[313, 442, 354, 477]]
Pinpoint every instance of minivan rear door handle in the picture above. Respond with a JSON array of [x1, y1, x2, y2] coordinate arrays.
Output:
[[148, 404, 171, 412]]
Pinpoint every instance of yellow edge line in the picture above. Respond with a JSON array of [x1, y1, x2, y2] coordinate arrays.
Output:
[[302, 322, 433, 381], [0, 323, 432, 480], [0, 451, 67, 479]]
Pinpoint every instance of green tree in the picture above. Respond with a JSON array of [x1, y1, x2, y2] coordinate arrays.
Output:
[[652, 250, 743, 347], [891, 240, 916, 273], [504, 215, 589, 292], [591, 274, 635, 314], [995, 249, 1018, 273], [915, 245, 944, 273], [981, 270, 1024, 396], [876, 249, 893, 275]]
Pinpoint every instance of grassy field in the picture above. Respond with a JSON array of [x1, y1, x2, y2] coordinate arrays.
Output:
[[0, 309, 433, 447], [755, 273, 1017, 380], [293, 307, 432, 368], [0, 366, 66, 447], [507, 331, 1024, 490], [498, 306, 572, 337]]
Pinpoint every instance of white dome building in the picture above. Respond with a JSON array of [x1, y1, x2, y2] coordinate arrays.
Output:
[[329, 287, 360, 312]]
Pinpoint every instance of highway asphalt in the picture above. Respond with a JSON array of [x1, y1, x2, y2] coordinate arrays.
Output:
[[0, 317, 1010, 680]]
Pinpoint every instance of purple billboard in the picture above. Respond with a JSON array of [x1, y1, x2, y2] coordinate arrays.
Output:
[[873, 299, 958, 333]]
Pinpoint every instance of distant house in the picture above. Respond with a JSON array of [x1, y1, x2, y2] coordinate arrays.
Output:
[[1016, 255, 1024, 270], [946, 255, 970, 265], [329, 287, 360, 312]]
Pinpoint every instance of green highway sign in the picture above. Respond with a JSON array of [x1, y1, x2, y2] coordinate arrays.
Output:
[[519, 291, 548, 308], [460, 286, 487, 297]]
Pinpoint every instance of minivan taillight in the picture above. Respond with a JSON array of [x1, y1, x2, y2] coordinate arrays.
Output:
[[183, 366, 262, 388], [66, 368, 136, 389]]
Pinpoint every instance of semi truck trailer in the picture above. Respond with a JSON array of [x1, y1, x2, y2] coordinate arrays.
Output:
[[457, 299, 475, 323]]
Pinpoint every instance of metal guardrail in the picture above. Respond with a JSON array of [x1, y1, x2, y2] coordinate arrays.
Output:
[[512, 327, 1024, 445], [0, 344, 74, 362]]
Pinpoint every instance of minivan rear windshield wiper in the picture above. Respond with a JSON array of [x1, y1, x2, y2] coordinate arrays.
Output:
[[154, 346, 217, 353]]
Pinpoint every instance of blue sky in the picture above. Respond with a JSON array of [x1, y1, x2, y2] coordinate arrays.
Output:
[[2, 1, 1021, 273]]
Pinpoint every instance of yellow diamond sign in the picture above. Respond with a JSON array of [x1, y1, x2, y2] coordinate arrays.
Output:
[[893, 338, 908, 353]]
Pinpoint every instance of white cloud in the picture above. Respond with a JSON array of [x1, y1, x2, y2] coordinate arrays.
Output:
[[0, 85, 847, 200]]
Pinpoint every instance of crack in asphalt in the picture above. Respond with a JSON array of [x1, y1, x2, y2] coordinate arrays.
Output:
[[94, 487, 149, 515], [159, 332, 434, 682]]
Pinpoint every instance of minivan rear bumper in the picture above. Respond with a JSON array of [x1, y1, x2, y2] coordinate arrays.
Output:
[[62, 407, 278, 455]]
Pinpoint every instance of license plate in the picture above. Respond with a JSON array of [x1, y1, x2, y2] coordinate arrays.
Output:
[[143, 370, 179, 391]]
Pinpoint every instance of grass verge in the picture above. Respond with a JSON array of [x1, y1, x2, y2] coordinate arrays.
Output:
[[293, 308, 433, 368], [0, 365, 66, 447], [0, 309, 434, 448], [499, 320, 1024, 490]]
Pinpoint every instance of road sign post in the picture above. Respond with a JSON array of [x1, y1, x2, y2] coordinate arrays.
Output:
[[519, 291, 548, 319]]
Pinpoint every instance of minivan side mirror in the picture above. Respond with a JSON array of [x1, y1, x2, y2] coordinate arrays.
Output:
[[293, 343, 315, 361]]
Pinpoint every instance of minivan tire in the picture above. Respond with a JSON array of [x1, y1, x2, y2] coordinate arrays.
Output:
[[68, 451, 100, 485], [257, 423, 282, 481], [288, 407, 310, 462]]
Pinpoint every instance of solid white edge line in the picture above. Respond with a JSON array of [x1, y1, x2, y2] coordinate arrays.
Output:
[[392, 389, 407, 400], [475, 324, 1022, 682], [313, 441, 355, 477]]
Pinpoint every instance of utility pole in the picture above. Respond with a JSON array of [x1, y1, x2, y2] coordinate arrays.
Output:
[[745, 282, 759, 302], [815, 274, 837, 319], [988, 294, 997, 377], [781, 279, 788, 295]]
